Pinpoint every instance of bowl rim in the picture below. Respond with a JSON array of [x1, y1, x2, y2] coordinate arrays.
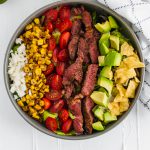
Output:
[[4, 0, 145, 140]]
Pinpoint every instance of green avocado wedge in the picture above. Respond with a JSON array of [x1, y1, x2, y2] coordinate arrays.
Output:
[[105, 50, 122, 66], [99, 42, 110, 55], [98, 56, 105, 66], [104, 112, 117, 124], [110, 35, 120, 51], [43, 111, 58, 121], [92, 121, 105, 131], [100, 66, 113, 80], [97, 77, 113, 95], [108, 16, 119, 29], [90, 91, 108, 107], [95, 21, 111, 33]]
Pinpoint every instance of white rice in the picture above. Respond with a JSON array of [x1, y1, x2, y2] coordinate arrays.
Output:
[[8, 38, 27, 100]]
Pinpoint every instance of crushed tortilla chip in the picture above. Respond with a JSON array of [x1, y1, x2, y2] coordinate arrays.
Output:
[[108, 102, 121, 116], [121, 42, 134, 56], [119, 100, 130, 113]]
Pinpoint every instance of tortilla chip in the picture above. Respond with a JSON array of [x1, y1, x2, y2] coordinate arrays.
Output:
[[114, 94, 128, 103], [119, 100, 129, 113], [116, 84, 126, 97], [121, 42, 134, 56], [125, 79, 139, 98], [108, 102, 121, 116]]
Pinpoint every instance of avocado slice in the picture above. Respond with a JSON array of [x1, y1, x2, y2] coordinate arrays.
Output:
[[100, 32, 110, 43], [43, 111, 58, 121], [92, 121, 105, 131], [98, 56, 105, 66], [90, 91, 108, 107], [104, 112, 117, 124], [98, 87, 109, 97], [100, 66, 113, 80], [97, 77, 113, 95], [54, 130, 76, 136], [108, 16, 119, 29], [105, 50, 122, 66], [95, 21, 111, 33], [99, 42, 110, 55], [110, 35, 120, 51], [92, 105, 105, 121]]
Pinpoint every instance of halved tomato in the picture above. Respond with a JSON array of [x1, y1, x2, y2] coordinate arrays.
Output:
[[59, 6, 71, 20], [43, 98, 51, 110], [62, 119, 72, 133], [57, 19, 72, 33], [50, 74, 62, 90], [49, 99, 64, 113], [48, 36, 56, 51], [44, 9, 58, 22], [45, 22, 53, 33], [59, 31, 71, 49], [44, 63, 54, 76], [56, 62, 65, 75], [45, 117, 58, 131], [57, 49, 68, 62], [46, 73, 54, 85], [59, 109, 69, 122], [45, 90, 62, 101], [52, 47, 59, 63]]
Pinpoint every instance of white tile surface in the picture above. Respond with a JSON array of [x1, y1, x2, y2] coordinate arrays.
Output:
[[0, 0, 150, 150]]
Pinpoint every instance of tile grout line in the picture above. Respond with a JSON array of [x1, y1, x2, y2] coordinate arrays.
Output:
[[57, 139, 61, 150], [136, 102, 140, 150], [32, 128, 38, 150]]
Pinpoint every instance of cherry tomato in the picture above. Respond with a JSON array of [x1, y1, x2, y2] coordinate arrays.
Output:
[[57, 49, 68, 62], [56, 62, 65, 75], [43, 98, 51, 110], [48, 36, 56, 51], [62, 119, 72, 133], [45, 117, 58, 131], [58, 19, 72, 33], [55, 19, 61, 29], [50, 99, 64, 113], [50, 74, 62, 90], [45, 22, 53, 33], [52, 47, 59, 63], [43, 63, 54, 76], [59, 31, 70, 49], [44, 9, 58, 22], [59, 6, 71, 20], [45, 90, 62, 101], [46, 73, 54, 85], [59, 109, 69, 122]]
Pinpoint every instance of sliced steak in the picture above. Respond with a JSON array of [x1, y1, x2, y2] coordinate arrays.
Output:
[[88, 38, 99, 64], [71, 6, 85, 16], [71, 20, 82, 35], [93, 29, 101, 41], [82, 64, 98, 96], [68, 35, 80, 60], [68, 98, 84, 134], [77, 37, 89, 64], [64, 83, 75, 99], [83, 96, 94, 134], [63, 56, 83, 86], [82, 10, 92, 28]]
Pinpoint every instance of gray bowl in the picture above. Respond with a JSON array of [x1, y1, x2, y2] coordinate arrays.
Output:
[[4, 0, 145, 140]]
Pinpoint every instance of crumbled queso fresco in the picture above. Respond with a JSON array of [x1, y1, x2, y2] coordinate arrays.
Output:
[[8, 38, 27, 100]]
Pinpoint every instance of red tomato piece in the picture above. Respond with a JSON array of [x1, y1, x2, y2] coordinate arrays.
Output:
[[44, 9, 58, 22], [55, 18, 61, 29], [59, 31, 70, 49], [50, 74, 62, 90], [59, 6, 71, 20], [45, 90, 62, 101], [52, 47, 59, 63], [45, 117, 58, 131], [56, 62, 65, 75], [57, 49, 68, 62], [48, 36, 56, 51], [58, 19, 72, 33], [62, 119, 72, 133], [45, 22, 53, 33], [50, 99, 64, 113], [43, 98, 51, 110], [43, 63, 54, 76], [59, 109, 69, 122], [46, 73, 54, 85]]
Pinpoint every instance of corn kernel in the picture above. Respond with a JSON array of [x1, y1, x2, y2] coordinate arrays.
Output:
[[24, 66, 30, 73], [26, 24, 32, 30], [26, 95, 30, 100], [39, 93, 43, 98], [28, 100, 35, 106], [37, 39, 43, 45], [21, 97, 26, 102], [29, 107, 35, 114], [34, 18, 40, 25], [39, 109, 44, 114], [42, 44, 48, 48], [45, 59, 51, 65], [35, 68, 41, 76], [17, 100, 24, 107], [31, 79, 36, 85], [39, 101, 44, 106], [22, 106, 28, 112], [34, 104, 41, 110], [40, 48, 46, 55]]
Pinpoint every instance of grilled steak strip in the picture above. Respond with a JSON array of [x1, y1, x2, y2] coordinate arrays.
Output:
[[71, 20, 82, 35], [81, 64, 98, 96], [83, 96, 94, 134], [68, 98, 84, 134], [82, 10, 92, 28]]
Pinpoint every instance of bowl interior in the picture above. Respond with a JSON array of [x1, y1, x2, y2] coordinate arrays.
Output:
[[4, 0, 145, 140]]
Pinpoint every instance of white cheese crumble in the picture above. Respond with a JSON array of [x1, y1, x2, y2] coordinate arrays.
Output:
[[8, 38, 27, 100]]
